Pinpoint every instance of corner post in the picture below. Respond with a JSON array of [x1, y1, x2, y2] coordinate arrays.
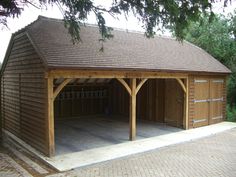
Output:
[[47, 76, 55, 157], [183, 77, 189, 129], [129, 78, 136, 140]]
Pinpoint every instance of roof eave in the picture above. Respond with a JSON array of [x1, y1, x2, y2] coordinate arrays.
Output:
[[46, 66, 231, 75]]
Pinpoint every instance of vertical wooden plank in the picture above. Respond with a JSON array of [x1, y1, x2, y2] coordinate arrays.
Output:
[[71, 86, 74, 117], [47, 77, 55, 157], [154, 79, 159, 122], [148, 80, 153, 120], [129, 78, 136, 141], [158, 79, 165, 122]]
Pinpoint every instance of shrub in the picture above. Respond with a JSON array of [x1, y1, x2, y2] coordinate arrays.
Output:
[[227, 105, 236, 122]]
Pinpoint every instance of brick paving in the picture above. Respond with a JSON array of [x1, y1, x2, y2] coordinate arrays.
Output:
[[0, 153, 32, 177], [49, 128, 236, 177], [1, 128, 236, 177]]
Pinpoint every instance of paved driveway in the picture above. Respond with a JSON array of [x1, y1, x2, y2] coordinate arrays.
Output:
[[49, 128, 236, 177], [1, 128, 236, 177]]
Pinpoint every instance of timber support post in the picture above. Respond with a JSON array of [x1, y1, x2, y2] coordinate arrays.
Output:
[[182, 78, 189, 130], [129, 78, 136, 141], [185, 78, 189, 129], [117, 78, 147, 141], [176, 78, 189, 130], [47, 76, 55, 157]]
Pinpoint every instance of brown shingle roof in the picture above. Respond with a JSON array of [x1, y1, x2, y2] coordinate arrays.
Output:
[[26, 16, 230, 73]]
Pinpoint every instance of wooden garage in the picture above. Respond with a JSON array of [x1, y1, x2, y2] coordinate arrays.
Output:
[[0, 16, 230, 157]]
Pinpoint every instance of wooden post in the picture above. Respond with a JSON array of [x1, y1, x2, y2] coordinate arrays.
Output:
[[47, 77, 55, 157], [116, 78, 147, 141], [129, 78, 136, 141], [183, 78, 189, 129]]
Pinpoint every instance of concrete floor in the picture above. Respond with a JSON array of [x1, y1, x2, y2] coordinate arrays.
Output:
[[55, 115, 181, 155]]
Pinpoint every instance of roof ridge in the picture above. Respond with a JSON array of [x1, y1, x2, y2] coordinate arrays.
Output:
[[36, 15, 177, 40], [38, 15, 63, 23]]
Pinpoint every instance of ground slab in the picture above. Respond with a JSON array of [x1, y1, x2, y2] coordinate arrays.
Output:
[[5, 121, 236, 171]]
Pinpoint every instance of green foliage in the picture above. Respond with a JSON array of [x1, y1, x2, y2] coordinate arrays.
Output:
[[227, 105, 236, 122], [182, 11, 236, 120], [0, 0, 231, 43]]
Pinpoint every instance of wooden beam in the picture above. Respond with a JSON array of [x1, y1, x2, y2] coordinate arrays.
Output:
[[135, 78, 148, 95], [129, 78, 136, 141], [176, 78, 186, 93], [47, 77, 55, 157], [48, 70, 188, 79], [117, 78, 131, 96], [53, 78, 72, 100]]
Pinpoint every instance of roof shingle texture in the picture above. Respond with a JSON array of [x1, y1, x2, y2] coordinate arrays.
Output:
[[26, 16, 230, 73]]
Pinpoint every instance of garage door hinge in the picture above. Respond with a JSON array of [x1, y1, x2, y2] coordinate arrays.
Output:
[[194, 99, 210, 103], [194, 98, 223, 103], [211, 98, 223, 102], [193, 119, 207, 123]]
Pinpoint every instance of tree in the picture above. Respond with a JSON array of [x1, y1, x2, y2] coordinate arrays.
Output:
[[0, 0, 231, 43], [182, 12, 236, 118]]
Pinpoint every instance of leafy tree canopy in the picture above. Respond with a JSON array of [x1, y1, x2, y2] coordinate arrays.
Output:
[[182, 11, 236, 107], [0, 0, 231, 43]]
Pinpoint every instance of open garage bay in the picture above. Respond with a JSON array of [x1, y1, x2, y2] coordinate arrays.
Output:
[[55, 116, 181, 155]]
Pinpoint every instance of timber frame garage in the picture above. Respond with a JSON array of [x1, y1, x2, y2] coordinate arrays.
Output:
[[0, 16, 231, 157]]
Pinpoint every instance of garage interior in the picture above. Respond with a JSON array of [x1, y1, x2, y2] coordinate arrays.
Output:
[[54, 78, 184, 155]]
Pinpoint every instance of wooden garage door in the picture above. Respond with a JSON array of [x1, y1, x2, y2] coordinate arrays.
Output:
[[193, 78, 224, 128], [209, 79, 224, 124], [193, 79, 210, 127]]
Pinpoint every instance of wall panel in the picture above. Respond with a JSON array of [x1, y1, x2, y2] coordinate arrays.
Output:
[[1, 33, 47, 154]]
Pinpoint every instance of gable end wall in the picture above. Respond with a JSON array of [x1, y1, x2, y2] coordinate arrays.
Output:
[[1, 33, 48, 154]]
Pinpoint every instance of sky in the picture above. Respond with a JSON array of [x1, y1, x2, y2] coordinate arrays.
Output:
[[0, 1, 235, 62]]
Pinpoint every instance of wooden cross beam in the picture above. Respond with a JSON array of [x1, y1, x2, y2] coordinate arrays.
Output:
[[117, 78, 132, 96], [53, 78, 73, 100], [176, 78, 186, 93]]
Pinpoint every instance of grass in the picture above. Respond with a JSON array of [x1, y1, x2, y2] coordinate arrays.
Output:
[[227, 105, 236, 122]]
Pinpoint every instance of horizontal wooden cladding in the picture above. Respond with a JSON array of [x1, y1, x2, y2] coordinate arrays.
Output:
[[5, 64, 45, 73], [11, 40, 32, 52], [3, 73, 45, 79], [8, 48, 37, 60], [47, 70, 188, 79], [13, 33, 28, 43], [4, 68, 45, 75], [7, 53, 40, 63], [10, 44, 35, 56], [1, 33, 48, 155], [6, 57, 43, 67]]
